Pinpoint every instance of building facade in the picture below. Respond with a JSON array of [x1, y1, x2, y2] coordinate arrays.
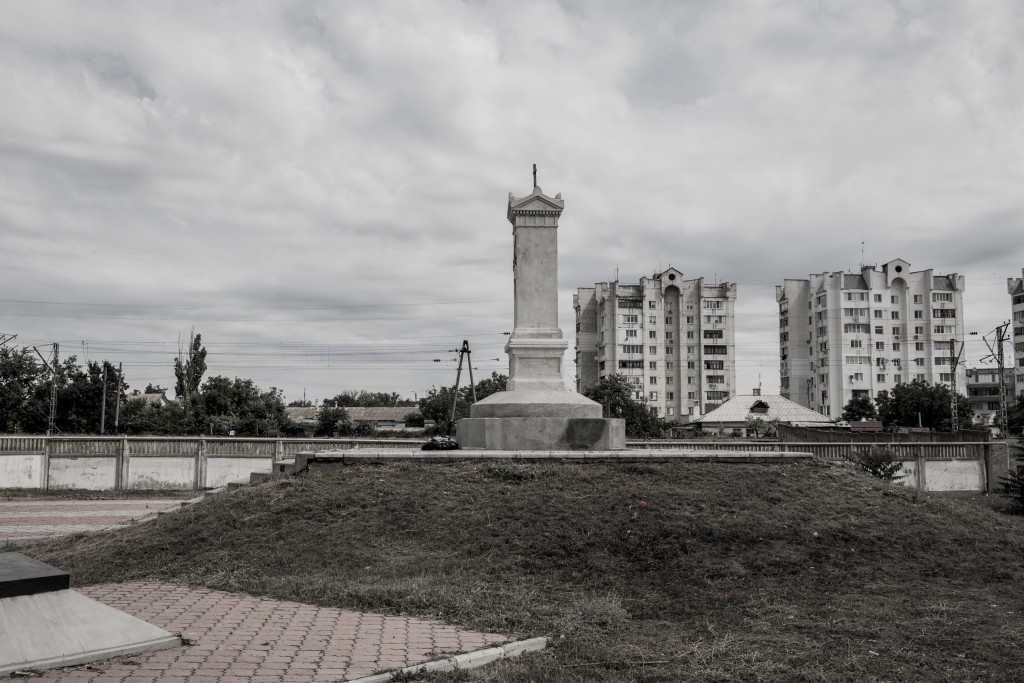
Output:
[[965, 367, 1016, 431], [1009, 269, 1024, 399], [574, 268, 737, 421], [777, 259, 966, 418]]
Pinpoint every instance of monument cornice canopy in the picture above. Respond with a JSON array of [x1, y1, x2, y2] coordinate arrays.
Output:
[[507, 187, 564, 222]]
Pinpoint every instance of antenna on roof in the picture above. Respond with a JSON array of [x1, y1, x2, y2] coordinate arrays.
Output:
[[860, 231, 865, 269]]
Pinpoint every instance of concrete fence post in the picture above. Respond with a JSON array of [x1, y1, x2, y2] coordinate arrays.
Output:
[[916, 445, 926, 491], [114, 437, 127, 491], [41, 436, 51, 491], [197, 439, 207, 490]]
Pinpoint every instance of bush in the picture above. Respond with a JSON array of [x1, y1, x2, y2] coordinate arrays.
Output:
[[999, 464, 1024, 512], [852, 446, 905, 481]]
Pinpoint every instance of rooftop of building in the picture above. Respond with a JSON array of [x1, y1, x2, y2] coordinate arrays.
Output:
[[694, 394, 833, 426]]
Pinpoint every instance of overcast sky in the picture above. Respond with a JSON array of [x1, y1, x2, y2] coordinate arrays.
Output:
[[2, 0, 1023, 404]]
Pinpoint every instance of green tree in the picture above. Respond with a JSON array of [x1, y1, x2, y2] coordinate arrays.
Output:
[[852, 446, 905, 481], [582, 374, 665, 439], [198, 376, 290, 436], [288, 399, 313, 407], [842, 396, 878, 422], [875, 379, 973, 431], [173, 333, 207, 403], [0, 346, 46, 432], [323, 390, 416, 407], [745, 416, 780, 438], [144, 383, 167, 395], [1007, 394, 1024, 436], [315, 406, 350, 437]]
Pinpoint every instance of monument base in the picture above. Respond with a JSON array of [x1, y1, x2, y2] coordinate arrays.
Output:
[[457, 417, 625, 451]]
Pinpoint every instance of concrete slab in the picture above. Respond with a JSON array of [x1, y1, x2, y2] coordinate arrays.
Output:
[[0, 588, 179, 676], [0, 551, 70, 598]]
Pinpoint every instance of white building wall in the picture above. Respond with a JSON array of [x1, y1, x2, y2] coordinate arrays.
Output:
[[574, 268, 737, 422], [1009, 269, 1024, 399], [779, 260, 966, 417]]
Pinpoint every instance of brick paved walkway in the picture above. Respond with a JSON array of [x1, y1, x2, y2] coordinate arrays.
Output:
[[0, 500, 187, 541], [29, 582, 507, 682]]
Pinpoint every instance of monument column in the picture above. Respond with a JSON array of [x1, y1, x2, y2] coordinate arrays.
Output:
[[456, 170, 625, 451], [505, 184, 569, 391]]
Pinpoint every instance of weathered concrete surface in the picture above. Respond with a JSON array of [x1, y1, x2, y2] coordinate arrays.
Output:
[[0, 453, 44, 488], [458, 417, 625, 451], [0, 588, 179, 676]]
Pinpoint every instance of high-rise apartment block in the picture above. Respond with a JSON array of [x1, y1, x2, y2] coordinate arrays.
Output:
[[777, 259, 965, 418], [574, 268, 737, 421], [1009, 269, 1024, 398]]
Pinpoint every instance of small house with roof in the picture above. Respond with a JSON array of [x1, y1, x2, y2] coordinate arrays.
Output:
[[693, 393, 834, 437]]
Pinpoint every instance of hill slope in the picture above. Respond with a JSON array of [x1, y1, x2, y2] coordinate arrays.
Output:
[[27, 461, 1024, 682]]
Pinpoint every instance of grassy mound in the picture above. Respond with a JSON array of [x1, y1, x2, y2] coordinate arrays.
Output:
[[25, 461, 1024, 681]]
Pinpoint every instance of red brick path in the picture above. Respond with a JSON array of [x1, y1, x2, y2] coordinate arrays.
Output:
[[32, 582, 507, 682]]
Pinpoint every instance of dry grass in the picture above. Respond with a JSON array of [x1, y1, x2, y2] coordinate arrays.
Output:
[[0, 488, 195, 501], [21, 460, 1024, 682]]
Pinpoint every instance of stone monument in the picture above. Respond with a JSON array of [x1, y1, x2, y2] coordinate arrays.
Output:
[[457, 171, 625, 450]]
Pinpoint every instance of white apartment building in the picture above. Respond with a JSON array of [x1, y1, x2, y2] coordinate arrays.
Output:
[[1009, 269, 1024, 398], [777, 259, 966, 418], [574, 268, 737, 422]]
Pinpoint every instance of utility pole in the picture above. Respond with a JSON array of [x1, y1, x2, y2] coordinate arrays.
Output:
[[949, 338, 964, 432], [100, 363, 107, 434], [981, 322, 1011, 434], [114, 362, 123, 433], [446, 340, 475, 436], [34, 343, 60, 436]]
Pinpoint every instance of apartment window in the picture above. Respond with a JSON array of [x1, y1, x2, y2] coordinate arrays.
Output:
[[914, 358, 925, 366], [650, 346, 658, 354], [939, 373, 953, 383], [705, 315, 725, 324], [618, 360, 642, 369], [665, 332, 673, 341], [704, 300, 723, 309], [686, 346, 694, 354], [850, 340, 863, 348], [649, 376, 658, 385], [687, 392, 696, 400], [891, 311, 900, 320], [648, 315, 657, 324], [707, 390, 726, 400], [649, 361, 658, 369], [934, 340, 951, 351], [649, 391, 658, 400], [845, 356, 871, 364], [623, 314, 638, 324], [687, 331, 694, 339], [628, 376, 642, 385], [649, 330, 657, 339], [913, 295, 923, 303], [666, 407, 674, 416], [626, 329, 637, 338], [915, 373, 925, 381], [665, 346, 674, 355], [874, 294, 883, 302], [649, 300, 657, 309], [933, 309, 956, 319], [933, 292, 953, 302], [844, 308, 869, 316], [891, 295, 899, 304], [934, 325, 954, 334], [892, 358, 901, 368], [914, 310, 923, 319], [915, 342, 924, 351], [935, 357, 950, 365], [875, 342, 885, 351], [666, 361, 674, 370], [894, 374, 902, 383], [687, 376, 694, 385], [665, 316, 673, 324], [666, 377, 674, 385], [686, 316, 694, 324], [705, 360, 724, 370], [703, 330, 724, 339], [852, 372, 864, 381], [845, 292, 867, 301], [891, 327, 900, 336], [686, 361, 694, 369], [816, 295, 827, 306], [876, 374, 886, 382], [704, 345, 728, 355], [667, 392, 674, 400], [874, 326, 884, 334], [706, 375, 725, 384], [874, 310, 883, 319], [845, 324, 870, 333], [622, 345, 643, 354], [876, 358, 887, 367]]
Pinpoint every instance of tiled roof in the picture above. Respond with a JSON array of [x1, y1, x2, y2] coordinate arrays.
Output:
[[694, 395, 833, 425], [843, 274, 868, 289], [285, 407, 317, 423], [126, 392, 170, 407], [347, 407, 419, 422]]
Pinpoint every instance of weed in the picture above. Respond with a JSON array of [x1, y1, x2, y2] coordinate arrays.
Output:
[[852, 445, 905, 481]]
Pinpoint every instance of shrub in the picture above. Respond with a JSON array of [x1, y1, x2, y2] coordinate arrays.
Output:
[[999, 464, 1024, 512], [852, 446, 905, 481]]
